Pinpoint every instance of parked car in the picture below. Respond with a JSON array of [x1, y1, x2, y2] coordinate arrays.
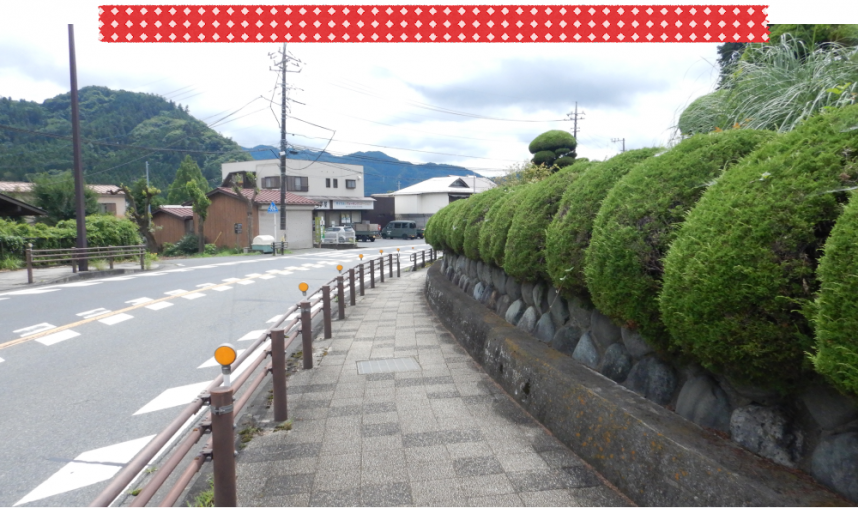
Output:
[[381, 220, 418, 240], [323, 226, 356, 243]]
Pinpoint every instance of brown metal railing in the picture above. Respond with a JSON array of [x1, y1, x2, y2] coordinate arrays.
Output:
[[25, 243, 146, 283], [91, 249, 441, 507]]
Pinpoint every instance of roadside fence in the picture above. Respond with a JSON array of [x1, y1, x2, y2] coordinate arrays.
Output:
[[90, 247, 440, 507], [25, 243, 146, 283]]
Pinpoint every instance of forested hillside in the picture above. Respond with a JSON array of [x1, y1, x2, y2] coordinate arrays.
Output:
[[0, 86, 252, 189]]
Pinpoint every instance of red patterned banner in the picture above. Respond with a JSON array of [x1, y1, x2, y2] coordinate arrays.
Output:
[[99, 5, 768, 43]]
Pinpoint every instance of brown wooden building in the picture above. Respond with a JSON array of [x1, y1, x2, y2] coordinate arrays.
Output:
[[152, 205, 194, 247]]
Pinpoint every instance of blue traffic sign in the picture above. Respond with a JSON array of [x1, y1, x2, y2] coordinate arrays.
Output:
[[267, 202, 279, 213]]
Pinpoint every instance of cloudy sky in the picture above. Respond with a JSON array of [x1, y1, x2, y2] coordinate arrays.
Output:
[[2, 1, 854, 177]]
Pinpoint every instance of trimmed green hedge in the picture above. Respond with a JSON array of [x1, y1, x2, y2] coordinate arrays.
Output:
[[443, 198, 471, 254], [659, 104, 858, 390], [477, 189, 517, 266], [812, 192, 858, 396], [533, 150, 556, 166], [481, 186, 529, 268], [462, 188, 506, 261], [546, 148, 661, 302], [0, 215, 141, 258], [504, 163, 593, 283], [425, 201, 455, 251], [586, 129, 775, 353]]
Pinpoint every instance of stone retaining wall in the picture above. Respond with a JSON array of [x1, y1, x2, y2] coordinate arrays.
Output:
[[428, 253, 858, 504]]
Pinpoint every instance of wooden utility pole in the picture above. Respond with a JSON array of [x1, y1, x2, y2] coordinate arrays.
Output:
[[567, 102, 585, 139], [68, 24, 88, 271]]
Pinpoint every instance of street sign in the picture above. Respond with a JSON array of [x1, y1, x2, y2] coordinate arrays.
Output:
[[268, 202, 279, 213], [234, 223, 242, 234]]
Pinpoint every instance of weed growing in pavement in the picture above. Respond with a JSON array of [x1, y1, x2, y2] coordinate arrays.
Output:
[[187, 477, 214, 507], [237, 426, 262, 450], [129, 488, 142, 496], [274, 419, 293, 432], [90, 259, 108, 270]]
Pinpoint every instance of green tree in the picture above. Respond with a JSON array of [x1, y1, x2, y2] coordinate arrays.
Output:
[[30, 171, 99, 225], [186, 180, 211, 253], [167, 155, 209, 204], [118, 181, 161, 252], [527, 130, 577, 171]]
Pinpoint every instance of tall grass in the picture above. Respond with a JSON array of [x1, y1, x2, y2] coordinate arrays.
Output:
[[679, 36, 858, 134]]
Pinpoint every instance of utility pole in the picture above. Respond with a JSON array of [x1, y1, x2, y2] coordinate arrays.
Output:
[[567, 101, 585, 139], [611, 138, 626, 153], [269, 44, 302, 242], [68, 24, 88, 271]]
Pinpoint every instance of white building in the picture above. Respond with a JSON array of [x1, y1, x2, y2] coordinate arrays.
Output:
[[221, 159, 375, 228], [372, 175, 496, 227]]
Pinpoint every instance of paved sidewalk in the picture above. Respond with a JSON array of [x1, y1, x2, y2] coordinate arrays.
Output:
[[235, 269, 632, 507]]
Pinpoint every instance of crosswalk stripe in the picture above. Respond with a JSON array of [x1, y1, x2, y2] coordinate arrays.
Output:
[[36, 329, 81, 346]]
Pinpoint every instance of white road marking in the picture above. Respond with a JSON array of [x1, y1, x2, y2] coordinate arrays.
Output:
[[177, 263, 185, 266], [211, 286, 232, 292], [36, 330, 81, 346], [99, 313, 133, 325], [265, 270, 281, 274], [236, 280, 255, 285], [4, 288, 61, 295], [266, 315, 283, 323], [14, 323, 56, 336], [258, 274, 275, 280], [135, 272, 166, 277], [0, 357, 4, 363], [198, 349, 247, 369], [134, 381, 210, 415], [62, 281, 103, 287], [101, 276, 134, 281], [162, 268, 189, 273], [222, 278, 241, 283], [0, 297, 8, 301], [13, 435, 155, 506], [238, 329, 266, 342], [195, 265, 216, 269], [125, 297, 154, 305], [245, 273, 262, 277], [76, 308, 111, 319], [291, 267, 309, 271], [196, 283, 216, 288], [145, 302, 173, 311], [164, 289, 188, 296], [181, 293, 206, 300]]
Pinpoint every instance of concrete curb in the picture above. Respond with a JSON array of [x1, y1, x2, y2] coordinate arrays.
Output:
[[424, 263, 848, 507]]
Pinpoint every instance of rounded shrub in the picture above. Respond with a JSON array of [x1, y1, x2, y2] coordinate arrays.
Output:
[[426, 202, 455, 251], [546, 148, 661, 302], [446, 197, 475, 254], [478, 189, 517, 266], [677, 90, 729, 135], [811, 192, 858, 396], [554, 156, 577, 168], [462, 188, 506, 261], [532, 150, 556, 166], [504, 163, 593, 283], [481, 186, 528, 268], [529, 130, 577, 154], [585, 129, 775, 354], [659, 104, 858, 391]]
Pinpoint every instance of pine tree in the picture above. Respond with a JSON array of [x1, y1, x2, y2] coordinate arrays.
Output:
[[167, 155, 209, 204]]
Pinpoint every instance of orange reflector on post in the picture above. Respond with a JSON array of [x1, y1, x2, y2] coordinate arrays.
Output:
[[214, 344, 237, 366], [359, 254, 364, 260], [298, 282, 309, 293], [337, 264, 343, 272]]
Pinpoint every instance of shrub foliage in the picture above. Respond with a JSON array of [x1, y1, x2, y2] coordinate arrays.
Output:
[[445, 198, 473, 255], [659, 104, 858, 390], [461, 188, 506, 261], [546, 148, 661, 302], [477, 189, 517, 266], [504, 163, 592, 283], [811, 192, 858, 396], [585, 129, 775, 353], [481, 186, 529, 268]]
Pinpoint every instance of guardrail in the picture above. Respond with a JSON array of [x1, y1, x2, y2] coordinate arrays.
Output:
[[90, 247, 440, 507], [25, 243, 146, 283]]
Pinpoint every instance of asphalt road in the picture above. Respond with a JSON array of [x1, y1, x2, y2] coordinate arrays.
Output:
[[0, 239, 431, 507]]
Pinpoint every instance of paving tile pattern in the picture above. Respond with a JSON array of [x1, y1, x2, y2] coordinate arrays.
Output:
[[235, 270, 632, 507]]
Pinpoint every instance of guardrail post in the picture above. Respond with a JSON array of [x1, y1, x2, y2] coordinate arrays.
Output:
[[300, 300, 313, 369], [72, 247, 78, 273], [349, 268, 356, 304], [430, 248, 434, 261], [380, 256, 385, 283], [322, 285, 332, 339], [388, 254, 393, 278], [359, 264, 365, 296], [139, 246, 145, 270], [26, 243, 33, 284], [413, 253, 417, 271], [271, 242, 276, 256], [210, 386, 237, 507], [270, 329, 288, 422], [337, 276, 345, 319], [108, 246, 114, 270], [396, 253, 400, 278], [422, 250, 426, 268], [369, 259, 375, 288]]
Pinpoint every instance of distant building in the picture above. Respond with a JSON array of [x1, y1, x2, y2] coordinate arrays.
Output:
[[0, 192, 46, 218], [0, 181, 128, 217], [371, 175, 496, 227], [152, 205, 194, 247], [221, 159, 374, 230]]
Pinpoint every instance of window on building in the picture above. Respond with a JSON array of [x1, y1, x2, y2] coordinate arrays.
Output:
[[346, 179, 356, 189], [98, 202, 117, 215], [261, 176, 281, 189], [333, 179, 338, 188], [326, 178, 331, 188], [287, 176, 309, 192]]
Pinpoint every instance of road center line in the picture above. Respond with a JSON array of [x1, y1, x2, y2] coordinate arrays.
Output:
[[0, 273, 266, 351]]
